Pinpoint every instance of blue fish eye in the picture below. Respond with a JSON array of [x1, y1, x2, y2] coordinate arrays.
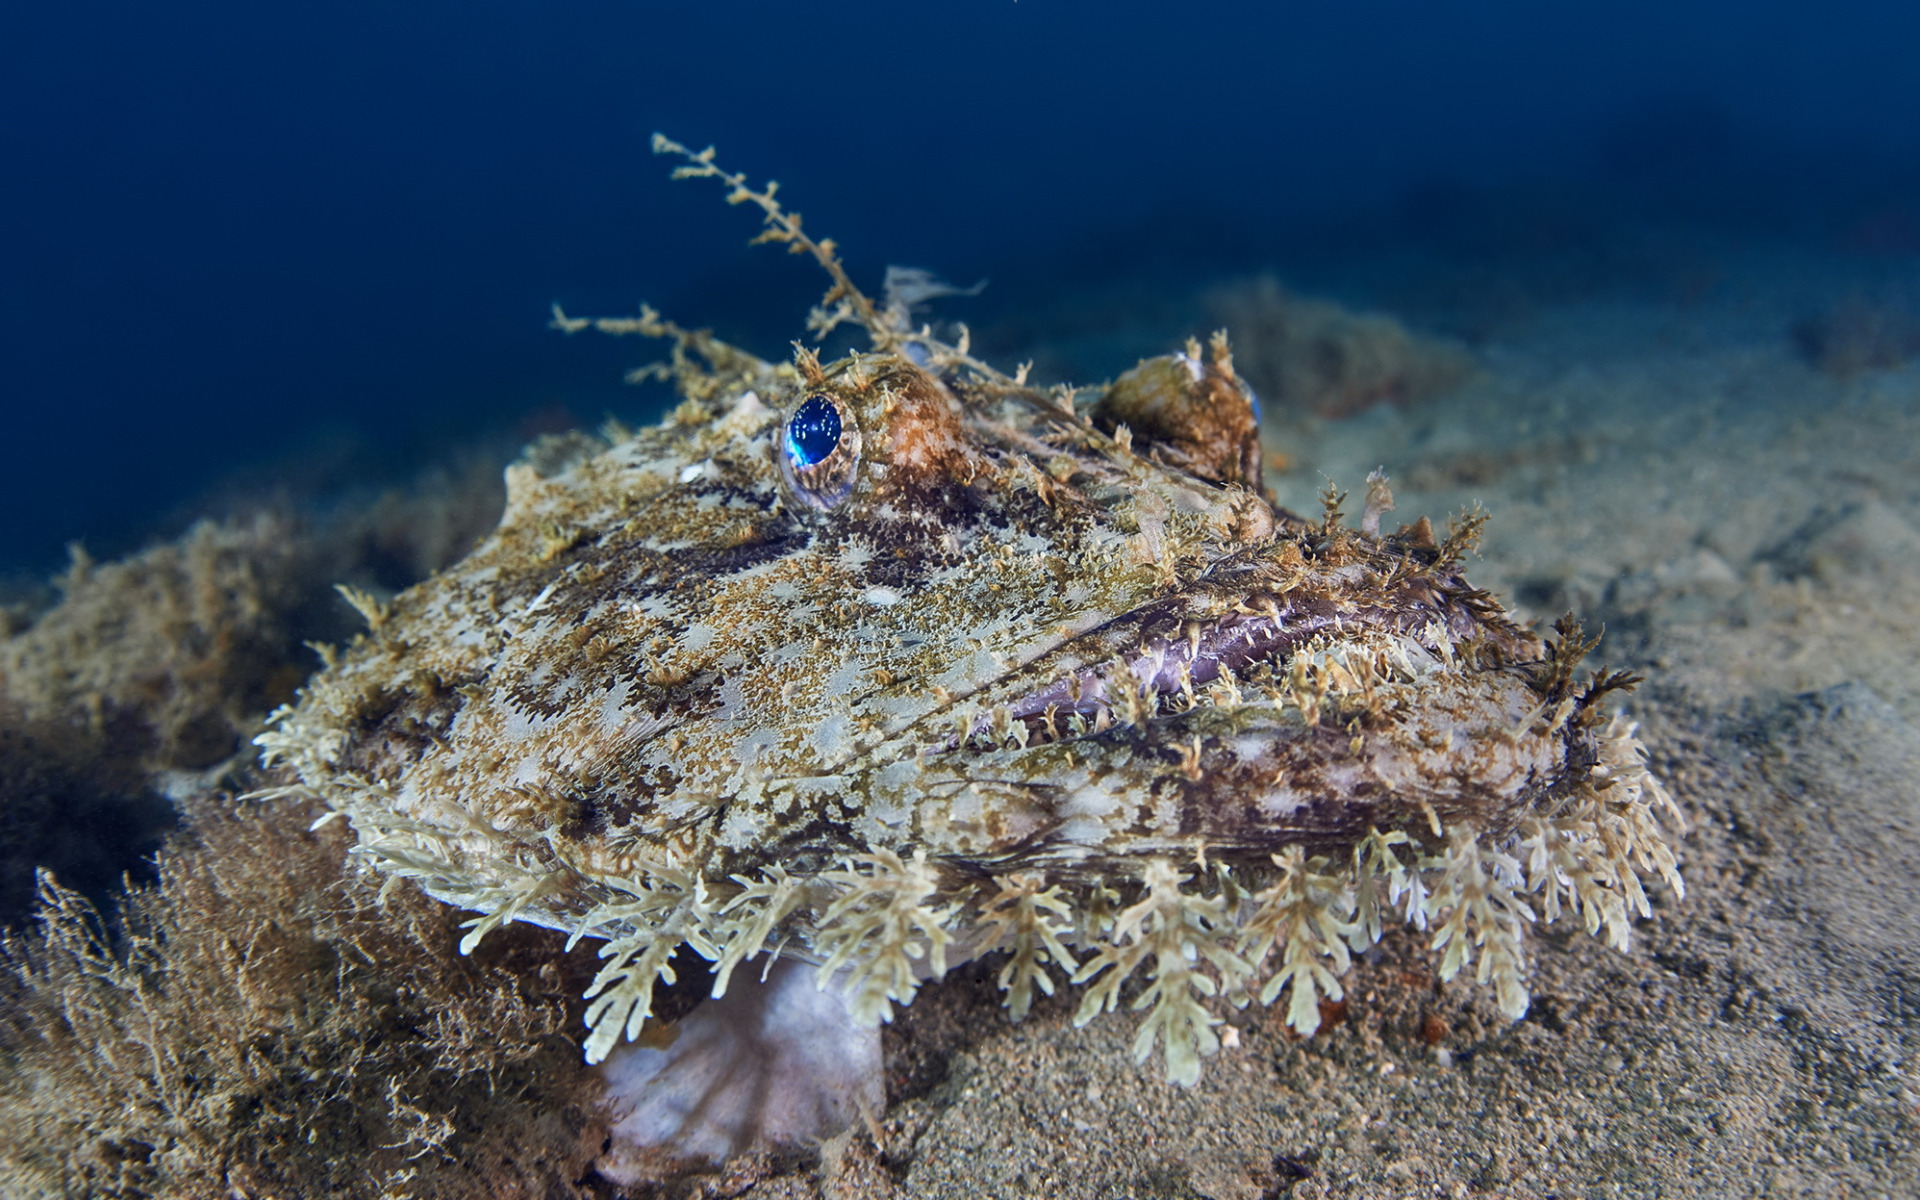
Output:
[[784, 396, 842, 467], [778, 392, 861, 510]]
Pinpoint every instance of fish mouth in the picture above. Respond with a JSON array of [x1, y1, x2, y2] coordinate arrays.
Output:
[[961, 574, 1502, 751], [998, 604, 1322, 741]]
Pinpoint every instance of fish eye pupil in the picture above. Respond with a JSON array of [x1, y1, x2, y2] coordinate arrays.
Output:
[[784, 396, 842, 468]]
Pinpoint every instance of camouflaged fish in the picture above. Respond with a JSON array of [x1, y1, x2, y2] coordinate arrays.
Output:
[[257, 136, 1683, 1164]]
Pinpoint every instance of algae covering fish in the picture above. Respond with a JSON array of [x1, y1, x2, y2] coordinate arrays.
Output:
[[258, 136, 1683, 1165]]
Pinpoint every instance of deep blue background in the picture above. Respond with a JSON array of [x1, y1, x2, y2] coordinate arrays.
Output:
[[4, 1, 1918, 574]]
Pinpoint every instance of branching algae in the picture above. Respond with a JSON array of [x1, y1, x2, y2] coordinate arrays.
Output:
[[258, 136, 1684, 1162]]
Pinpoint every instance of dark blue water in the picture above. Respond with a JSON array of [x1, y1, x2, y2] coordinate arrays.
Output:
[[4, 0, 1917, 575]]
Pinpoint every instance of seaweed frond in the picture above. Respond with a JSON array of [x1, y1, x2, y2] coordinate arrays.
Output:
[[812, 849, 955, 1025], [0, 797, 603, 1199], [324, 783, 570, 957], [548, 300, 779, 406], [1594, 714, 1688, 865], [334, 582, 393, 630], [978, 872, 1080, 1020], [652, 133, 893, 350], [1518, 714, 1686, 951], [1427, 828, 1534, 1020], [1530, 612, 1603, 703], [1436, 504, 1489, 567], [1349, 827, 1417, 946], [1316, 481, 1347, 537], [577, 860, 709, 1064], [1516, 812, 1633, 950], [1239, 847, 1356, 1036], [706, 866, 809, 998], [1071, 859, 1249, 1086], [1360, 469, 1396, 537]]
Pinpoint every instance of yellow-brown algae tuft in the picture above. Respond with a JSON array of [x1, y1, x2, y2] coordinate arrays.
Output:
[[256, 137, 1685, 1156]]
